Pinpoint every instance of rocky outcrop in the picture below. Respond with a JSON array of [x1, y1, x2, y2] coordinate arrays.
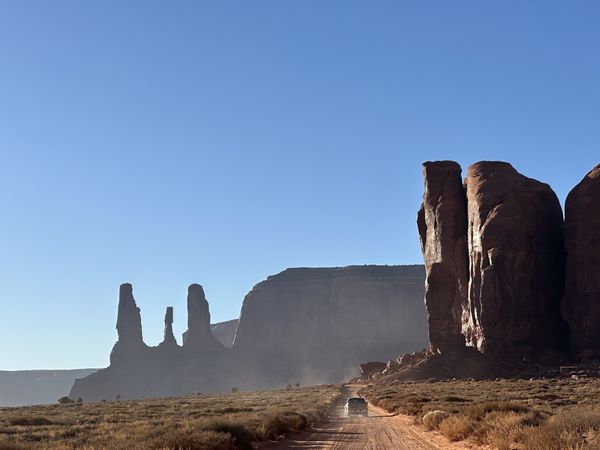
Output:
[[183, 284, 224, 352], [72, 266, 426, 401], [110, 284, 148, 364], [417, 161, 469, 353], [233, 265, 428, 383], [159, 307, 177, 348], [359, 362, 387, 379], [563, 164, 600, 354], [210, 319, 239, 348], [418, 161, 569, 359], [464, 162, 567, 356]]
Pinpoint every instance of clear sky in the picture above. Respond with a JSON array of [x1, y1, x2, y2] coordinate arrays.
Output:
[[1, 1, 599, 370]]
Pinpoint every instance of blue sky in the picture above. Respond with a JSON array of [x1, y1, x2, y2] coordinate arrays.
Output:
[[1, 1, 599, 370]]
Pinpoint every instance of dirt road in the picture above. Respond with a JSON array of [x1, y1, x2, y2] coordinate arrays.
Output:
[[261, 385, 475, 450]]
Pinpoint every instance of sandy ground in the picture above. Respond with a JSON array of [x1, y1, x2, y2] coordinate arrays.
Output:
[[261, 385, 478, 450]]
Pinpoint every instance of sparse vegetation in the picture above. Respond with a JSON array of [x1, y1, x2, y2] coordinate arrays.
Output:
[[0, 385, 341, 449], [362, 377, 600, 449]]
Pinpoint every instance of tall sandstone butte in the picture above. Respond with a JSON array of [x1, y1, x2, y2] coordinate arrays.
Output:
[[183, 284, 224, 352], [563, 163, 600, 354], [417, 161, 469, 353], [464, 161, 567, 356], [110, 283, 148, 364]]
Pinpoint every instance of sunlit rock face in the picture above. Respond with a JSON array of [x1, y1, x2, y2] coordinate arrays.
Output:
[[562, 163, 600, 355], [417, 161, 469, 354], [233, 265, 428, 384], [464, 161, 568, 356]]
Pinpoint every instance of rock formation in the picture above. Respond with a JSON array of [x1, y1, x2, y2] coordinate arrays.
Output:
[[464, 161, 567, 356], [359, 362, 387, 380], [418, 161, 568, 359], [183, 284, 224, 352], [417, 161, 469, 353], [159, 307, 177, 348], [110, 283, 148, 364], [71, 265, 428, 401], [233, 265, 428, 383], [562, 163, 600, 354]]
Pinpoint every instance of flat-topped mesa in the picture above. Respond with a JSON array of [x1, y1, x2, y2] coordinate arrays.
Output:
[[417, 161, 469, 354], [159, 306, 177, 347], [183, 284, 224, 352], [465, 161, 568, 356], [563, 163, 600, 355], [110, 283, 148, 364]]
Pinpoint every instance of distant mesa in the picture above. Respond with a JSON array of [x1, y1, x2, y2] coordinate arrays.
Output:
[[70, 265, 427, 402]]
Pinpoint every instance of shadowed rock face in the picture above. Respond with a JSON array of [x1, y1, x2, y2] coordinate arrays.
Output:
[[465, 161, 567, 355], [563, 163, 600, 354], [159, 307, 177, 348], [110, 284, 148, 364], [183, 284, 224, 352], [417, 161, 469, 353], [71, 266, 427, 402], [233, 265, 428, 383]]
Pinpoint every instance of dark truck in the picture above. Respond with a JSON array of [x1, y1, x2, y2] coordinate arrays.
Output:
[[344, 397, 368, 417]]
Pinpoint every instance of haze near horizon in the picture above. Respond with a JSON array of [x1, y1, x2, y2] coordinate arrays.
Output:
[[1, 1, 599, 370]]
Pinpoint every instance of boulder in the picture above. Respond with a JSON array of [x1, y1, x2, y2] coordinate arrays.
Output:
[[417, 161, 469, 353], [562, 163, 600, 354], [464, 161, 567, 355]]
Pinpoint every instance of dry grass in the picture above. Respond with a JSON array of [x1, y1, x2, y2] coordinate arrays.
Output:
[[0, 385, 341, 449], [362, 377, 600, 449]]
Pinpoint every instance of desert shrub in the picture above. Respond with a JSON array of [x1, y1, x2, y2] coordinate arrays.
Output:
[[422, 410, 449, 430], [8, 417, 53, 426], [57, 396, 74, 404], [439, 415, 477, 441], [149, 429, 236, 450], [203, 420, 254, 450], [257, 411, 308, 439], [464, 402, 529, 420], [0, 440, 32, 450], [522, 411, 600, 450], [442, 396, 469, 402]]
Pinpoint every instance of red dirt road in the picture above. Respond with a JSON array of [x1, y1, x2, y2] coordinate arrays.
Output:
[[261, 385, 476, 450]]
